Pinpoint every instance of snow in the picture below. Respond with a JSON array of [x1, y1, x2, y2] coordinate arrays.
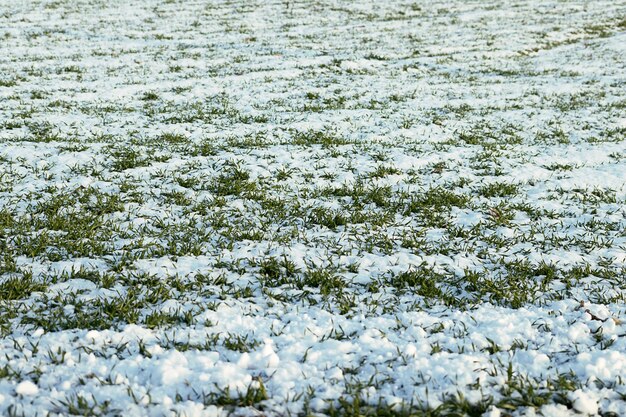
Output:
[[15, 381, 38, 396], [569, 390, 599, 415], [0, 0, 625, 416]]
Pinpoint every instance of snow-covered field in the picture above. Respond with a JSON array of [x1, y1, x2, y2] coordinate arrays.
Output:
[[1, 0, 625, 415]]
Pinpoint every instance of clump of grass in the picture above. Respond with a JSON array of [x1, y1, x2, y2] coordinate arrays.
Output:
[[405, 187, 469, 213], [141, 91, 159, 101], [479, 182, 519, 198], [291, 130, 351, 146], [107, 146, 149, 171], [0, 273, 47, 301], [157, 132, 189, 144], [211, 163, 256, 196]]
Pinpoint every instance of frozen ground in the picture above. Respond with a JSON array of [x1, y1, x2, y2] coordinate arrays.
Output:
[[0, 0, 625, 416]]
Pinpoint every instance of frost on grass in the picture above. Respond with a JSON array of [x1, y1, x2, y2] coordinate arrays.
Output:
[[0, 0, 625, 416]]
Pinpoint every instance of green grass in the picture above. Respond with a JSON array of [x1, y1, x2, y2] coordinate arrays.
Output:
[[0, 1, 625, 414]]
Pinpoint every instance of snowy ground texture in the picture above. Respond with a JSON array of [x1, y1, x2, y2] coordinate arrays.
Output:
[[0, 0, 625, 416]]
